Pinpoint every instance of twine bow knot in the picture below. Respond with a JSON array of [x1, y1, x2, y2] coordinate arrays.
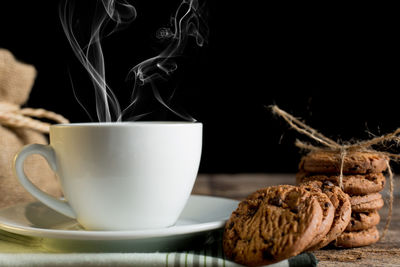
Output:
[[0, 101, 69, 133]]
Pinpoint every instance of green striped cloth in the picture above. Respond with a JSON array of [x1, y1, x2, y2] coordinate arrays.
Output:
[[0, 230, 317, 266]]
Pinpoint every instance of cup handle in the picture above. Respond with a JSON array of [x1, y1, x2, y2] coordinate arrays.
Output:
[[13, 144, 77, 219]]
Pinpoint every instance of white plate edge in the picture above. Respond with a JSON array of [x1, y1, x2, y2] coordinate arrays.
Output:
[[0, 195, 239, 240]]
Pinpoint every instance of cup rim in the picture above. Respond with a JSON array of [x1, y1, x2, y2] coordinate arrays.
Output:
[[51, 121, 202, 128]]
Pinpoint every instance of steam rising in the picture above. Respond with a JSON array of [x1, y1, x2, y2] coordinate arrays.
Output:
[[60, 0, 207, 122]]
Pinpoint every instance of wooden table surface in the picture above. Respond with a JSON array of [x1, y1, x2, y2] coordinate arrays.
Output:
[[192, 173, 400, 266]]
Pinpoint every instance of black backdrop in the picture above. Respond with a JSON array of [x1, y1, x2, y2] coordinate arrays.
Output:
[[1, 1, 399, 173]]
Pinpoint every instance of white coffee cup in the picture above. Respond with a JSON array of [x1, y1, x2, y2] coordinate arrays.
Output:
[[14, 122, 202, 230]]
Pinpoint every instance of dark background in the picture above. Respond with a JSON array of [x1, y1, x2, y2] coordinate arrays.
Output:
[[1, 1, 399, 173]]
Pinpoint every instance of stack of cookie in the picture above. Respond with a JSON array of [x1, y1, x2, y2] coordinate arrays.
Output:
[[297, 150, 387, 248], [223, 185, 332, 266]]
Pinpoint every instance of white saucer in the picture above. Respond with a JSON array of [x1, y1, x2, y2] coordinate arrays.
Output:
[[0, 195, 238, 252]]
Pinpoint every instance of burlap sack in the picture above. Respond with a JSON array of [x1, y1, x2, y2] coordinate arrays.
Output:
[[0, 49, 62, 209]]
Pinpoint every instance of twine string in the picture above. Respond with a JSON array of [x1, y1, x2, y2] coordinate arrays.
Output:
[[0, 101, 68, 133], [380, 159, 394, 240], [271, 105, 340, 149], [339, 148, 346, 190], [270, 105, 394, 241]]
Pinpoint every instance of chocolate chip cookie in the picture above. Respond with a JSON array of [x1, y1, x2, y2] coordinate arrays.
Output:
[[350, 193, 384, 212], [335, 226, 380, 248], [223, 185, 323, 266], [297, 172, 386, 195], [346, 211, 380, 231], [299, 183, 335, 250], [301, 181, 352, 250], [299, 151, 388, 174]]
